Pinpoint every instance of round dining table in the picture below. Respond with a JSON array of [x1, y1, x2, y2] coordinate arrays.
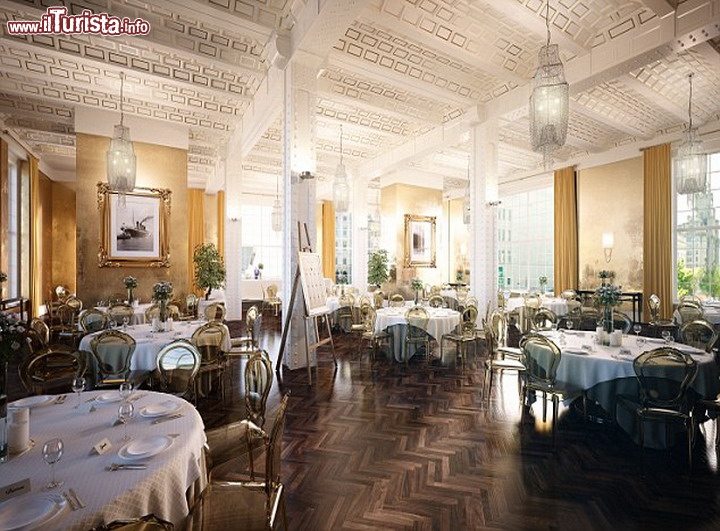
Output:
[[541, 329, 720, 448], [375, 306, 461, 363], [78, 320, 232, 373], [0, 390, 206, 530]]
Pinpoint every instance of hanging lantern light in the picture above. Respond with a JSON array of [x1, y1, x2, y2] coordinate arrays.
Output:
[[463, 155, 471, 225], [674, 73, 707, 195], [271, 174, 283, 232], [333, 125, 350, 213], [529, 0, 569, 171], [106, 72, 136, 205]]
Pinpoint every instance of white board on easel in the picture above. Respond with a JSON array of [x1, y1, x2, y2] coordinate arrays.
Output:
[[298, 252, 330, 317]]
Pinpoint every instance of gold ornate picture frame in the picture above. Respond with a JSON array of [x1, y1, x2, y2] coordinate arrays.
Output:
[[97, 182, 171, 268], [404, 214, 436, 268]]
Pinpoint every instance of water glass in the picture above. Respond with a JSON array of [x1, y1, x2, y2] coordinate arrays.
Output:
[[71, 377, 86, 409], [119, 382, 134, 402], [42, 438, 64, 490], [661, 330, 672, 344], [118, 402, 135, 441]]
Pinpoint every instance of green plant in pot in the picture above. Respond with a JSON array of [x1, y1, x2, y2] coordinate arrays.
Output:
[[367, 249, 389, 290], [193, 243, 226, 300]]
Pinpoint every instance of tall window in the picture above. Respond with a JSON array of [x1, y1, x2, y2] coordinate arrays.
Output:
[[240, 203, 283, 279], [497, 186, 554, 292], [676, 152, 720, 297], [335, 211, 352, 284]]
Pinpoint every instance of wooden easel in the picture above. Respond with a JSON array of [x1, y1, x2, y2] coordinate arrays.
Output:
[[276, 222, 337, 384]]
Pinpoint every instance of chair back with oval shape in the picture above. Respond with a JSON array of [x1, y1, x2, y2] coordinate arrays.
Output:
[[80, 308, 109, 333], [203, 302, 226, 322], [156, 339, 201, 398], [19, 346, 86, 395], [108, 303, 135, 326], [427, 295, 445, 308], [633, 347, 698, 409], [679, 319, 718, 353], [245, 350, 273, 427], [89, 330, 136, 386]]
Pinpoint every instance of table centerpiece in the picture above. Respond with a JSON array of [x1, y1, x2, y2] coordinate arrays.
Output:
[[152, 281, 173, 324], [1, 308, 25, 462], [123, 276, 138, 305]]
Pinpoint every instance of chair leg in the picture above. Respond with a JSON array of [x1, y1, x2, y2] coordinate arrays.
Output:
[[542, 391, 548, 422], [552, 394, 559, 449], [485, 366, 493, 407]]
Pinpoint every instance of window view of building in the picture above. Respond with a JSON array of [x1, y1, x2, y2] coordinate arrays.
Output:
[[676, 152, 720, 298], [497, 186, 554, 293], [240, 203, 283, 280]]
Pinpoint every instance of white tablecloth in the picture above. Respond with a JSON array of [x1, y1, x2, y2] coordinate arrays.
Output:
[[375, 307, 460, 362], [505, 296, 568, 316], [78, 321, 231, 372], [2, 391, 206, 530], [541, 330, 720, 448]]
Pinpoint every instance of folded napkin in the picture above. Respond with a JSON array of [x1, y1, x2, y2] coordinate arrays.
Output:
[[564, 348, 588, 355]]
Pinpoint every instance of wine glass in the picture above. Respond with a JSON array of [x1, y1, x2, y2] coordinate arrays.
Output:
[[119, 381, 134, 403], [633, 323, 642, 344], [42, 438, 64, 490], [566, 319, 574, 332], [71, 376, 85, 409], [661, 329, 672, 344], [118, 402, 134, 441], [122, 316, 130, 331]]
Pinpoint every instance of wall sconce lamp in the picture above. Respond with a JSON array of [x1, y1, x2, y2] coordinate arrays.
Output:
[[487, 200, 502, 207], [300, 170, 314, 180], [602, 232, 614, 263]]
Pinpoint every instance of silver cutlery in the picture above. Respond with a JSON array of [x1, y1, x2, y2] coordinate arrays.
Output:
[[63, 491, 78, 511], [151, 413, 183, 425], [69, 488, 86, 508], [107, 462, 148, 471], [55, 395, 67, 404]]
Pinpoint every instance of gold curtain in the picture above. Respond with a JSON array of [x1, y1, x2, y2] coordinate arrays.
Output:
[[553, 166, 578, 295], [643, 143, 672, 320], [321, 201, 335, 279], [187, 189, 205, 295], [29, 156, 40, 317], [217, 191, 225, 259]]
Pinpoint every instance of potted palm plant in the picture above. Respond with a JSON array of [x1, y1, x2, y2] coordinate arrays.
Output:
[[193, 243, 226, 300]]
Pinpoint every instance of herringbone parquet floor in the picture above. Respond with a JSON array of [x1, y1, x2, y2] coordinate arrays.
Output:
[[200, 314, 720, 531]]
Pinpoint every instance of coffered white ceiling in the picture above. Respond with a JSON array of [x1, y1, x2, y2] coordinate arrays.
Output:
[[1, 0, 719, 198]]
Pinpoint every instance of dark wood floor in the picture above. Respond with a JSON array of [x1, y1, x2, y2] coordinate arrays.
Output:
[[201, 314, 720, 531], [6, 315, 720, 530]]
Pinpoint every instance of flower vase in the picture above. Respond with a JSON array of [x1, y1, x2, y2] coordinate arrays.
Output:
[[603, 306, 614, 335], [159, 300, 168, 327], [127, 288, 135, 305], [0, 362, 8, 463], [414, 290, 420, 305]]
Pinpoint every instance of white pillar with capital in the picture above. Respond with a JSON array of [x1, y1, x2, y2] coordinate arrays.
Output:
[[224, 159, 243, 321], [281, 56, 320, 371], [351, 172, 369, 289], [470, 119, 499, 311]]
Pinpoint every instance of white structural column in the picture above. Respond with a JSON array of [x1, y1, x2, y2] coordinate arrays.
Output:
[[224, 157, 242, 321], [470, 119, 499, 310], [351, 173, 369, 288], [282, 57, 319, 371]]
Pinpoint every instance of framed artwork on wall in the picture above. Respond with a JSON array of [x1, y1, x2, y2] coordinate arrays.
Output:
[[404, 214, 436, 268], [97, 182, 171, 267]]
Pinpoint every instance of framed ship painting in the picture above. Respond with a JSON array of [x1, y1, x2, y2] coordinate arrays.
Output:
[[97, 182, 171, 267]]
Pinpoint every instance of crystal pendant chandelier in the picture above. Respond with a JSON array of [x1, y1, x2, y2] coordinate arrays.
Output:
[[271, 175, 282, 232], [106, 72, 136, 204], [529, 0, 569, 171], [674, 73, 707, 195], [333, 125, 350, 213]]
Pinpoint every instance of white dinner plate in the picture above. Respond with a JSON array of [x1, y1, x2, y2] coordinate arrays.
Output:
[[118, 435, 173, 461], [0, 493, 67, 531], [10, 395, 54, 409], [139, 400, 182, 418], [95, 392, 122, 404]]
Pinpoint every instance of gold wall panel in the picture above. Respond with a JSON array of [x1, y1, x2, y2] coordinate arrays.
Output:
[[51, 181, 76, 296], [76, 133, 188, 303], [577, 156, 644, 292]]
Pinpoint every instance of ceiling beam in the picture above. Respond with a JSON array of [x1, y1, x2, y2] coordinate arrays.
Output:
[[639, 0, 676, 18], [619, 74, 687, 123]]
